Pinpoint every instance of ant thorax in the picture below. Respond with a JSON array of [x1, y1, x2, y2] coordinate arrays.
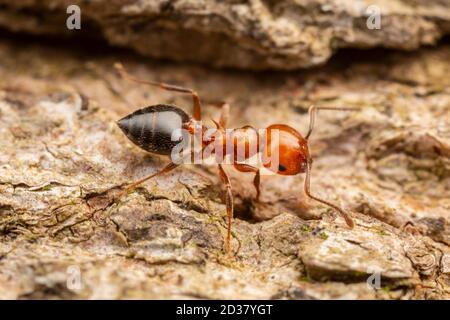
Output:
[[170, 123, 306, 176]]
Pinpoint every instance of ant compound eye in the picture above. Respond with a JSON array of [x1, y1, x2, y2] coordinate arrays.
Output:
[[278, 164, 287, 172]]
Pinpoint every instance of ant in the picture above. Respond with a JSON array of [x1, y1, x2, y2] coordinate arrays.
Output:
[[114, 63, 357, 254]]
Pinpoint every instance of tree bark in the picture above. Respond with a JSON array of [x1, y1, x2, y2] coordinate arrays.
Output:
[[0, 36, 449, 299]]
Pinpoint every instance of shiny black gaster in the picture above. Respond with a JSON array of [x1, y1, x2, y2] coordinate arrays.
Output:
[[117, 104, 190, 155]]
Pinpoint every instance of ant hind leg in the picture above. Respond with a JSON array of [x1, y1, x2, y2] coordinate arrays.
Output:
[[121, 162, 180, 197], [114, 62, 202, 121]]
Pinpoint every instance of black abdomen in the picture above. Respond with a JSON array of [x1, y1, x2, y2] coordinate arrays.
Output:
[[117, 104, 190, 155]]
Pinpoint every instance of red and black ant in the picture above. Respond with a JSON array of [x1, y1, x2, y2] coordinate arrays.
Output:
[[114, 63, 357, 253]]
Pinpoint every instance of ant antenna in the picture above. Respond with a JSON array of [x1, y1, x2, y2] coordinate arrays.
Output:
[[305, 105, 359, 140], [114, 62, 203, 121], [303, 105, 358, 228]]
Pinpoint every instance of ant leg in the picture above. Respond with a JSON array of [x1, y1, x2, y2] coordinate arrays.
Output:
[[305, 105, 360, 140], [114, 62, 202, 121], [122, 146, 206, 195], [218, 164, 234, 254], [233, 163, 261, 201], [218, 103, 230, 128], [254, 170, 261, 201], [304, 160, 354, 228], [210, 102, 230, 130], [123, 161, 180, 195]]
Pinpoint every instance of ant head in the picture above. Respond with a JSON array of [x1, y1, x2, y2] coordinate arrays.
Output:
[[263, 124, 309, 176]]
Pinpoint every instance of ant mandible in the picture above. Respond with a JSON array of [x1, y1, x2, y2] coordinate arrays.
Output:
[[114, 63, 356, 254]]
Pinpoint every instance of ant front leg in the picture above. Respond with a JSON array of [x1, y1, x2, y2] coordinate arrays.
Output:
[[303, 160, 354, 228], [217, 164, 234, 254], [114, 62, 202, 121], [301, 104, 358, 228]]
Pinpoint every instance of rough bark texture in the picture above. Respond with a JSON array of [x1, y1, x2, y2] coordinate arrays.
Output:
[[0, 33, 449, 299], [0, 0, 449, 70]]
